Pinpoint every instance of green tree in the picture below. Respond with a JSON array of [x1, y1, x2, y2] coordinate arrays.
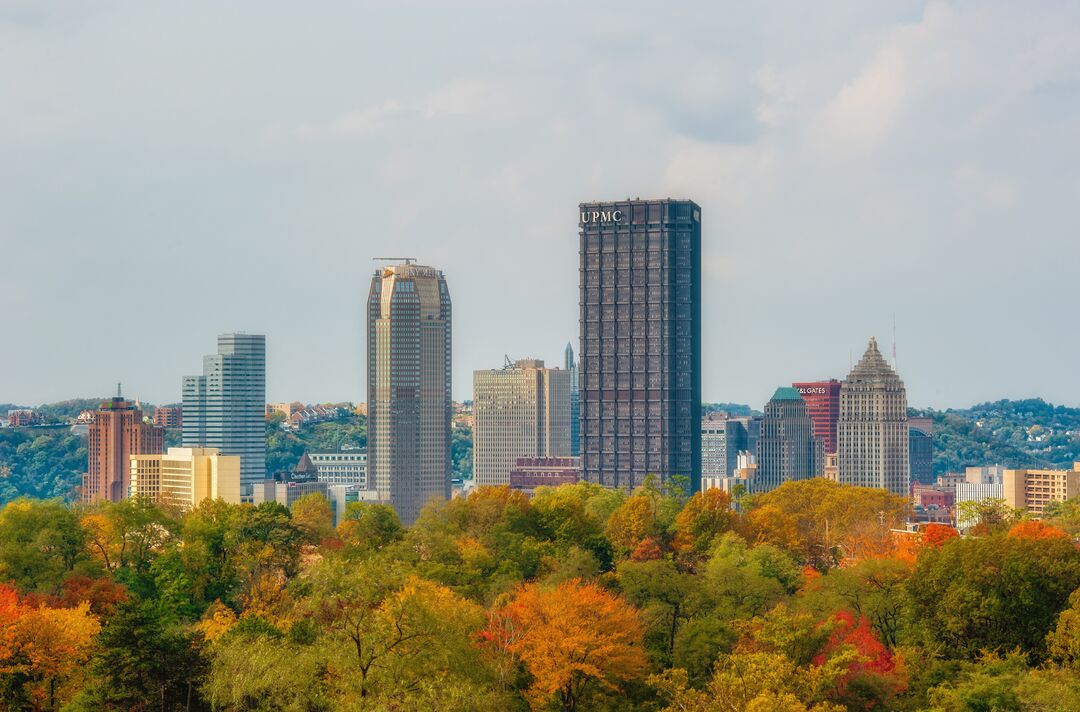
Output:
[[71, 599, 208, 711], [906, 533, 1080, 660], [0, 498, 87, 593], [337, 501, 403, 551]]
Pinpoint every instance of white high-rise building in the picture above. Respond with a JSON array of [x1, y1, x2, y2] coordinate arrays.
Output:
[[182, 333, 266, 498], [837, 337, 909, 496], [473, 359, 571, 487]]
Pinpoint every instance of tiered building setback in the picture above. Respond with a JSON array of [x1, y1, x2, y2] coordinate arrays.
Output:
[[837, 337, 910, 496]]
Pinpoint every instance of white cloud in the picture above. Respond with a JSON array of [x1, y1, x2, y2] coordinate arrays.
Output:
[[424, 77, 512, 121]]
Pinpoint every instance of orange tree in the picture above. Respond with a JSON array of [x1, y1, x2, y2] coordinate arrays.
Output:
[[484, 578, 647, 711], [0, 583, 100, 710]]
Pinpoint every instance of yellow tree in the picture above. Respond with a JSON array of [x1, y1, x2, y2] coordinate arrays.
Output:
[[746, 479, 908, 569], [487, 579, 647, 711], [671, 488, 737, 563], [606, 495, 658, 556], [290, 492, 336, 544]]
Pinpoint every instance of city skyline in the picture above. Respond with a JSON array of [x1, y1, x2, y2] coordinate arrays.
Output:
[[4, 3, 1080, 410]]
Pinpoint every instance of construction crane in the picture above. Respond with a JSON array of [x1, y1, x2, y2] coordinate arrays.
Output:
[[373, 257, 416, 265]]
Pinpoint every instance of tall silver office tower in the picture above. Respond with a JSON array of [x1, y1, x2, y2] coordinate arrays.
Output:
[[837, 337, 910, 496], [366, 262, 451, 525], [565, 342, 580, 456], [579, 199, 702, 491], [182, 333, 266, 497]]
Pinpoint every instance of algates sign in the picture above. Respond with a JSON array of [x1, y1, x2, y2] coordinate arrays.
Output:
[[580, 209, 623, 224]]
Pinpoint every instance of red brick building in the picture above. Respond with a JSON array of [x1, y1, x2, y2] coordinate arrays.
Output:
[[83, 396, 163, 503], [792, 380, 841, 454], [508, 457, 580, 496], [6, 410, 40, 427], [154, 406, 183, 429]]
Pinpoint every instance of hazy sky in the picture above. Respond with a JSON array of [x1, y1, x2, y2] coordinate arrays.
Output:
[[2, 1, 1079, 410]]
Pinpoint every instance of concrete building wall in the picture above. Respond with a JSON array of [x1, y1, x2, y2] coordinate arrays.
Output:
[[837, 337, 910, 496], [130, 447, 241, 509], [473, 360, 570, 486]]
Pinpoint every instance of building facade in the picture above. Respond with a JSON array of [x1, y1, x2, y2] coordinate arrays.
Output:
[[153, 406, 183, 429], [508, 456, 581, 496], [792, 380, 841, 455], [366, 262, 452, 525], [473, 359, 571, 487], [307, 450, 368, 487], [579, 199, 702, 491], [129, 447, 241, 509], [1003, 464, 1080, 517], [701, 413, 755, 481], [6, 409, 41, 427], [182, 333, 266, 497], [83, 394, 164, 503], [565, 342, 581, 456], [755, 387, 821, 493], [837, 337, 910, 496], [908, 417, 934, 484]]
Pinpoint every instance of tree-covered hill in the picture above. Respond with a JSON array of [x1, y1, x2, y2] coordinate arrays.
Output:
[[3, 397, 1080, 504], [913, 398, 1080, 476], [0, 426, 86, 502]]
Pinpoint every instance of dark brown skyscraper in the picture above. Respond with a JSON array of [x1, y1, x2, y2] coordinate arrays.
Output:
[[83, 390, 164, 503], [579, 199, 702, 491]]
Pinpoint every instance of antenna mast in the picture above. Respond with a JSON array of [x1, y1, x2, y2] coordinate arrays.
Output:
[[892, 314, 897, 370]]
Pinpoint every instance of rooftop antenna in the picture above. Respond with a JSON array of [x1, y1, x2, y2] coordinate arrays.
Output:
[[373, 257, 416, 265], [117, 382, 122, 399], [892, 314, 898, 370], [504, 354, 513, 369]]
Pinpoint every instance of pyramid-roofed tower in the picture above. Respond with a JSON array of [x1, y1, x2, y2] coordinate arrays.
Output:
[[837, 337, 910, 496]]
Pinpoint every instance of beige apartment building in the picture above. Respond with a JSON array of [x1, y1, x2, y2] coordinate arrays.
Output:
[[1003, 464, 1080, 517], [129, 447, 241, 510], [473, 359, 571, 486]]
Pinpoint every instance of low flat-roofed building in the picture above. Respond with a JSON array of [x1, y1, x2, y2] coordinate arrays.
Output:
[[508, 457, 579, 496], [252, 478, 328, 509], [913, 483, 955, 509], [308, 450, 367, 487], [130, 447, 241, 509], [1004, 464, 1080, 518], [955, 481, 1004, 528]]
